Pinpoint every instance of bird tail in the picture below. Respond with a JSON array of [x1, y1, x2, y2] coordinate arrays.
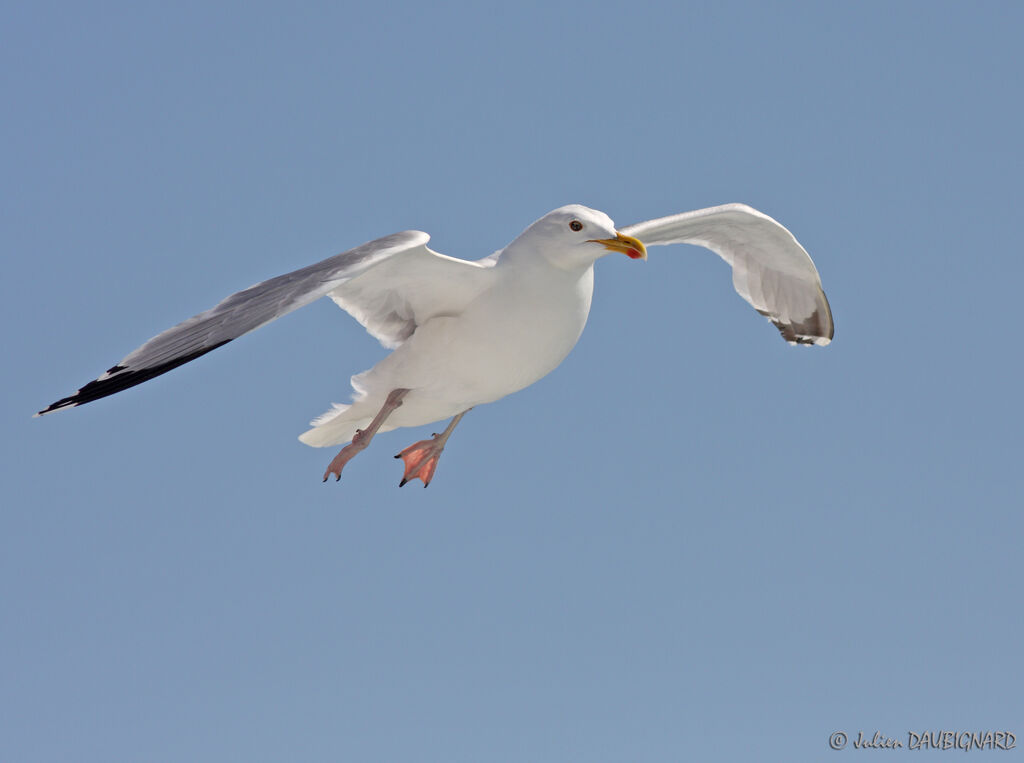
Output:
[[298, 372, 386, 447], [298, 403, 363, 447]]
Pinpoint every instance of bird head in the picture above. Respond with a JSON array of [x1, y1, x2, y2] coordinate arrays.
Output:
[[509, 205, 647, 270]]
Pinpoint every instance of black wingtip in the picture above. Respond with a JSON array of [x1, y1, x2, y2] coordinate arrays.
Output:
[[35, 398, 80, 417], [38, 341, 231, 416], [758, 308, 832, 347]]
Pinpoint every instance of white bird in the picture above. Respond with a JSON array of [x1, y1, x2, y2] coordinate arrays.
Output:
[[37, 203, 833, 486]]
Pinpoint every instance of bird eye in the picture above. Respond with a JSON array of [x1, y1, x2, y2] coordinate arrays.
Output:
[[569, 220, 583, 232]]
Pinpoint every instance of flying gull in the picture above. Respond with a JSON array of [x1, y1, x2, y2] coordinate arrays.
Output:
[[37, 203, 833, 486]]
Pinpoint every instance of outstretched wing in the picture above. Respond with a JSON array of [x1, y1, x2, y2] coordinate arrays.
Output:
[[37, 231, 495, 416], [621, 204, 833, 346], [328, 245, 497, 349]]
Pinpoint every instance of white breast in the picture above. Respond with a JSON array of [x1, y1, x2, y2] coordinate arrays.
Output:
[[374, 259, 595, 408]]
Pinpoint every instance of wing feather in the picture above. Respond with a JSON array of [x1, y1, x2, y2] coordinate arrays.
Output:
[[329, 250, 497, 349], [621, 204, 833, 346], [36, 230, 492, 415]]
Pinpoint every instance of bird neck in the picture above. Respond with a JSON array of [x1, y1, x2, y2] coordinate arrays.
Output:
[[497, 239, 599, 274]]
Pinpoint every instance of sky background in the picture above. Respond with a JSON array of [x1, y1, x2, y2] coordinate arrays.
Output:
[[3, 1, 1023, 761]]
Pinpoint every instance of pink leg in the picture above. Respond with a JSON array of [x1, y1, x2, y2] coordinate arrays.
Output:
[[394, 409, 470, 487], [322, 388, 409, 482]]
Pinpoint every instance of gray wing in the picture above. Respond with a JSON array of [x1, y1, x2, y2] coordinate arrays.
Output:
[[37, 230, 442, 416], [621, 204, 833, 346]]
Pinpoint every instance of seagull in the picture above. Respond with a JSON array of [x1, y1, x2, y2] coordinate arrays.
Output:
[[37, 203, 833, 486]]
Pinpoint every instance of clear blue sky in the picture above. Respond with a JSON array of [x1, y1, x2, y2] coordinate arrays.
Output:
[[3, 1, 1022, 761]]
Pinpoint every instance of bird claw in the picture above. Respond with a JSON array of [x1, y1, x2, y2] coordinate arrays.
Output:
[[321, 441, 363, 483], [321, 467, 347, 482], [318, 390, 413, 484], [395, 435, 447, 488]]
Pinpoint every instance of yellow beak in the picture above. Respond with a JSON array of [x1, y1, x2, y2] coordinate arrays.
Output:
[[589, 231, 647, 260]]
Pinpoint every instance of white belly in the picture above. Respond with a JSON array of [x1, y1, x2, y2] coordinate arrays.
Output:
[[299, 261, 595, 446], [360, 264, 593, 415]]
